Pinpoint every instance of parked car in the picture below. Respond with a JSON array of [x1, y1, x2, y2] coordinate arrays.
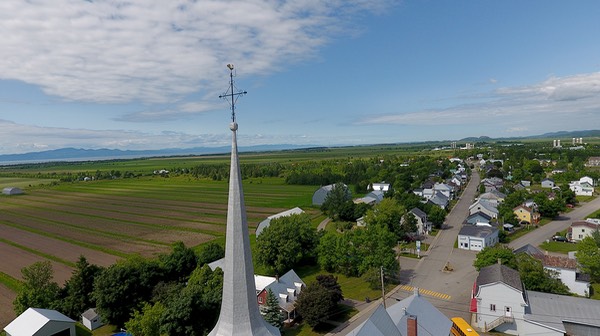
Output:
[[552, 235, 567, 242]]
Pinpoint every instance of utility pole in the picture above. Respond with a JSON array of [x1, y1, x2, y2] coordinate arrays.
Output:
[[381, 266, 386, 309]]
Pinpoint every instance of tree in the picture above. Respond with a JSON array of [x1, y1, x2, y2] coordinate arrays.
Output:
[[363, 198, 406, 239], [263, 289, 284, 330], [160, 265, 223, 336], [159, 241, 198, 283], [516, 254, 569, 295], [93, 258, 162, 326], [473, 246, 517, 271], [125, 302, 165, 336], [295, 282, 336, 328], [576, 236, 600, 283], [256, 213, 318, 274], [57, 256, 103, 319], [13, 261, 60, 314], [197, 242, 225, 266], [315, 274, 343, 305], [428, 206, 446, 229], [320, 182, 352, 220]]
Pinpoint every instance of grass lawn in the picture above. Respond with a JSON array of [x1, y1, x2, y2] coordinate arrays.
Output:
[[283, 305, 358, 336], [295, 265, 391, 302], [576, 195, 596, 203], [591, 283, 600, 300], [539, 241, 578, 254], [506, 226, 537, 242], [587, 209, 600, 219]]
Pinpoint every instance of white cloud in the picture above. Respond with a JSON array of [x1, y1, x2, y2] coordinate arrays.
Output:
[[0, 0, 389, 108], [359, 72, 600, 135]]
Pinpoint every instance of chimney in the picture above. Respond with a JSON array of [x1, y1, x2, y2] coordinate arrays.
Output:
[[407, 315, 418, 336], [413, 287, 420, 296], [275, 274, 279, 282]]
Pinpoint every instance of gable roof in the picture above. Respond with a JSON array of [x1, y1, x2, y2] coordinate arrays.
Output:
[[346, 289, 452, 336], [466, 211, 492, 222], [525, 290, 600, 332], [4, 308, 75, 336], [476, 263, 523, 294], [409, 207, 427, 220], [514, 244, 544, 257], [81, 308, 99, 321]]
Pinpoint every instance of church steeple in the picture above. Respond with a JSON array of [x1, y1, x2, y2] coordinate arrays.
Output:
[[208, 65, 281, 336]]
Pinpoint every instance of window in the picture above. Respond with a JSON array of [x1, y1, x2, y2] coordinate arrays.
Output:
[[258, 296, 263, 304], [579, 234, 584, 239], [582, 229, 585, 232], [490, 304, 496, 311]]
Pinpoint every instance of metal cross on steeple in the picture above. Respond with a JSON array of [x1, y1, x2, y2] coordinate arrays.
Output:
[[219, 64, 247, 123]]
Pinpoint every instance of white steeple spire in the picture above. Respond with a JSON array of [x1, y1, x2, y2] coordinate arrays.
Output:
[[208, 65, 280, 336]]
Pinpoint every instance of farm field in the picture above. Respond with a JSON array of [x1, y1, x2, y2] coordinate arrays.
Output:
[[0, 175, 319, 324], [0, 177, 57, 189]]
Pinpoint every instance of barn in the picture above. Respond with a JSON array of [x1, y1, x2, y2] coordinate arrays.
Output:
[[3, 187, 24, 195], [4, 308, 76, 336], [256, 207, 305, 236], [312, 183, 349, 206]]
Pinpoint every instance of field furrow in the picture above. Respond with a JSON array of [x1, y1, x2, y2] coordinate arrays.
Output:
[[0, 241, 73, 284], [0, 225, 119, 267], [0, 284, 16, 330]]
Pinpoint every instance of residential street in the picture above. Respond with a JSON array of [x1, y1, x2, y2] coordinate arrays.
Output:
[[330, 169, 482, 335], [509, 196, 600, 250]]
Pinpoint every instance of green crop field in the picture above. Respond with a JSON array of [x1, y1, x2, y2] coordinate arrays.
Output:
[[0, 177, 58, 189]]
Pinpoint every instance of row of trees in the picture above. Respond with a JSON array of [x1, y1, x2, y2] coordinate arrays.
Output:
[[14, 242, 226, 335]]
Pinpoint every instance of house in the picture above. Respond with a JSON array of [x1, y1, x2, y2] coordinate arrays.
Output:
[[471, 263, 526, 334], [541, 178, 555, 189], [478, 190, 506, 207], [579, 176, 595, 186], [356, 216, 366, 227], [587, 157, 600, 167], [4, 308, 76, 336], [346, 288, 452, 336], [408, 208, 432, 235], [472, 263, 600, 335], [207, 262, 305, 322], [568, 220, 600, 242], [370, 182, 390, 192], [312, 183, 349, 206], [457, 224, 499, 251], [2, 187, 23, 195], [256, 207, 305, 236], [81, 308, 103, 331], [465, 211, 492, 225], [433, 182, 453, 199], [427, 191, 449, 209], [468, 199, 498, 219], [520, 180, 531, 187], [255, 270, 305, 322], [569, 180, 594, 196], [513, 205, 540, 224], [481, 177, 504, 192], [514, 244, 590, 296]]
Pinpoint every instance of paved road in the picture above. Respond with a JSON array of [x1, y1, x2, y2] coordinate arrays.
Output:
[[330, 170, 482, 335], [509, 196, 600, 250]]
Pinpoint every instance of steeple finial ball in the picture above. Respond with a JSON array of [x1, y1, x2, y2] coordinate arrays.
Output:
[[227, 63, 234, 71], [230, 122, 238, 131]]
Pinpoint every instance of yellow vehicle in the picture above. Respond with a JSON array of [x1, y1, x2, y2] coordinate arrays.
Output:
[[451, 317, 479, 336]]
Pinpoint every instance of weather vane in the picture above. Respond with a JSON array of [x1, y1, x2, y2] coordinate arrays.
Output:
[[219, 64, 247, 123]]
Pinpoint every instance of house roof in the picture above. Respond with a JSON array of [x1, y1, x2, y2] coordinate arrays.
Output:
[[409, 207, 427, 220], [571, 221, 599, 229], [466, 211, 492, 222], [469, 199, 498, 214], [81, 308, 99, 321], [458, 225, 498, 239], [428, 191, 449, 207], [541, 178, 554, 182], [514, 244, 543, 257], [476, 263, 523, 294], [513, 204, 533, 212], [525, 290, 600, 332], [347, 289, 452, 336], [262, 269, 306, 312], [4, 308, 75, 336]]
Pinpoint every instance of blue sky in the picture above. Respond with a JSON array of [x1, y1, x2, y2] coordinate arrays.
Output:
[[1, 1, 599, 155]]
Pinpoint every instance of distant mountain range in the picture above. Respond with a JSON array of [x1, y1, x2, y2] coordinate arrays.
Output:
[[1, 129, 599, 165], [459, 129, 600, 142], [0, 144, 314, 165]]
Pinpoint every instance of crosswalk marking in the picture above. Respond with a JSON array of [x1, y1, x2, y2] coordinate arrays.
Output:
[[398, 285, 451, 301]]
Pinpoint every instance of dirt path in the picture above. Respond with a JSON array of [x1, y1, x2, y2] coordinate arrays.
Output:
[[317, 217, 331, 231]]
